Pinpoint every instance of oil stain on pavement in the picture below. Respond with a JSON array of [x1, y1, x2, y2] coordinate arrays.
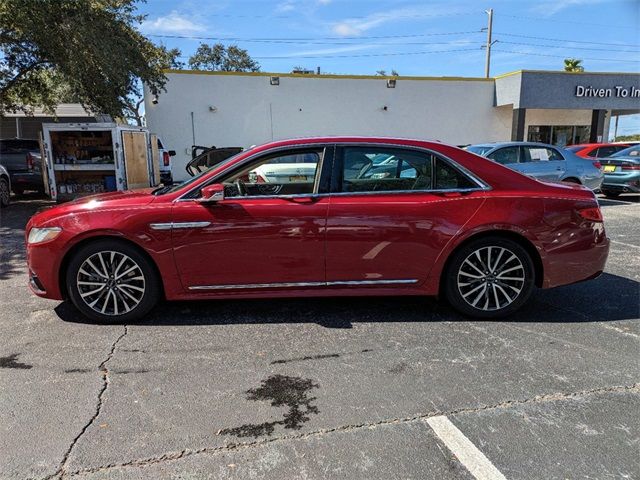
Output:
[[0, 353, 32, 369], [218, 374, 319, 438]]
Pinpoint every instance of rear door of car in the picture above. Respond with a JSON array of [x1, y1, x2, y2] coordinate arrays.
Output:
[[520, 145, 566, 181], [325, 144, 487, 287]]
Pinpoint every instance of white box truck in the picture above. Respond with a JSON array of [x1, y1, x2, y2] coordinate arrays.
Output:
[[41, 123, 159, 202]]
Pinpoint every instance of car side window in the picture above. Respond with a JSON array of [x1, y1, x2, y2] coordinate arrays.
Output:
[[525, 147, 564, 162], [487, 147, 519, 165], [340, 147, 432, 193], [221, 148, 323, 198], [434, 158, 477, 190]]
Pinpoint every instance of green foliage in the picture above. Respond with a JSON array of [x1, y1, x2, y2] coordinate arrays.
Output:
[[188, 43, 260, 72], [614, 134, 640, 142], [0, 0, 169, 117], [564, 58, 584, 72]]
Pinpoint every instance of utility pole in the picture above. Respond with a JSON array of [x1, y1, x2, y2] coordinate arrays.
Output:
[[484, 8, 494, 78]]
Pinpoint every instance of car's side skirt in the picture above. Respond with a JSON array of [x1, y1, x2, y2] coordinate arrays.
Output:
[[188, 279, 418, 291]]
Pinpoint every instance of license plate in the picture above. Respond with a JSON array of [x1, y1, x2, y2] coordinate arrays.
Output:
[[603, 165, 616, 172], [289, 175, 307, 181]]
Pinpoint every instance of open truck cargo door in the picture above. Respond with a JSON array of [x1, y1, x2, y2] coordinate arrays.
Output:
[[121, 130, 151, 190]]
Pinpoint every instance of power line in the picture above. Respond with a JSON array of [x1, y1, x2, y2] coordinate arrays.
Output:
[[147, 31, 482, 42], [493, 32, 639, 48], [178, 47, 483, 60], [497, 40, 639, 53], [492, 48, 640, 63], [495, 13, 638, 29]]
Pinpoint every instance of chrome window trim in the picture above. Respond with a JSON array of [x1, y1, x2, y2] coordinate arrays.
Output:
[[188, 278, 418, 291], [175, 141, 491, 203]]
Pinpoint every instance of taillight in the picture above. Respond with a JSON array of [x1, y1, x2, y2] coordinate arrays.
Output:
[[26, 152, 34, 170], [162, 151, 170, 166], [578, 207, 603, 222], [592, 161, 601, 169], [621, 164, 640, 171]]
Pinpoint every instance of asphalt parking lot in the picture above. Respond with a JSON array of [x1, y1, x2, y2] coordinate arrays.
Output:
[[1, 194, 638, 480]]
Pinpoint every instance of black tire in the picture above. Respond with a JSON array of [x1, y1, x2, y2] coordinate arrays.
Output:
[[0, 177, 9, 208], [602, 190, 620, 198], [65, 239, 160, 323], [444, 237, 535, 318]]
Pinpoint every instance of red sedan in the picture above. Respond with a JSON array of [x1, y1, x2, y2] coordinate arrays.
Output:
[[566, 143, 630, 159], [26, 137, 609, 322]]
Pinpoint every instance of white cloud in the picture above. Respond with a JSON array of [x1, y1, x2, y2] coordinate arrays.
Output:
[[330, 4, 466, 37], [529, 0, 609, 16], [140, 11, 206, 35], [276, 1, 297, 13]]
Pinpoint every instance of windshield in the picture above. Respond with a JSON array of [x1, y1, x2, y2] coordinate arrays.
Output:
[[465, 145, 494, 156], [154, 149, 249, 195], [611, 145, 640, 158]]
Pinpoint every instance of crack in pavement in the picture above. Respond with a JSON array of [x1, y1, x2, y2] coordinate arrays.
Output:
[[65, 382, 639, 477], [43, 325, 129, 480]]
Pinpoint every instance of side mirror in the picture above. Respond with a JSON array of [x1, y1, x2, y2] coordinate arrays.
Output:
[[199, 183, 225, 203], [168, 150, 177, 157]]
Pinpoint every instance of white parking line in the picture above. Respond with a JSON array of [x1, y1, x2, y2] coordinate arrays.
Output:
[[610, 240, 640, 249], [425, 415, 507, 480]]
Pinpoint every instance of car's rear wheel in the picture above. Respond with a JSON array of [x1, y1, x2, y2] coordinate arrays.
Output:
[[444, 237, 535, 318], [65, 240, 160, 323], [0, 177, 10, 207]]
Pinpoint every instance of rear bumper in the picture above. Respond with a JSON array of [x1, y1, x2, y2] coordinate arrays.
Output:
[[542, 227, 609, 289], [10, 171, 43, 191]]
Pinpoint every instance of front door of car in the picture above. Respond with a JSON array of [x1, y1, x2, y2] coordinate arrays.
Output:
[[520, 146, 566, 181], [169, 146, 332, 290], [325, 146, 486, 286]]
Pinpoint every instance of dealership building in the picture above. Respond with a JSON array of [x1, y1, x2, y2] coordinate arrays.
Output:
[[145, 69, 640, 182]]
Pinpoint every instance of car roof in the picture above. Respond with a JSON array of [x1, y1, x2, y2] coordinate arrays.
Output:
[[571, 142, 627, 148], [468, 141, 560, 150]]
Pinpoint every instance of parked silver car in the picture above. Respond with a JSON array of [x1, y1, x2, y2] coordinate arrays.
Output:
[[465, 142, 603, 190]]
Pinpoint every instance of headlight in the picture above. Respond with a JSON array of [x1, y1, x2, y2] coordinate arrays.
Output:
[[28, 227, 62, 244]]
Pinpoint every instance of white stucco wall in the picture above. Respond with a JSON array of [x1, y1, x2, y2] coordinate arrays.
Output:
[[145, 72, 509, 182]]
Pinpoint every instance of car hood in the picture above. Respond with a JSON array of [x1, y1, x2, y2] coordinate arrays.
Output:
[[29, 189, 156, 227]]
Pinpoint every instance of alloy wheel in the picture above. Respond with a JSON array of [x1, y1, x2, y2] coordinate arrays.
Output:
[[456, 246, 526, 311], [76, 251, 146, 316]]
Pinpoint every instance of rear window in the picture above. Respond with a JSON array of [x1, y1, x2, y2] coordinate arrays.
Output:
[[612, 145, 640, 157], [0, 139, 40, 154], [466, 145, 494, 156]]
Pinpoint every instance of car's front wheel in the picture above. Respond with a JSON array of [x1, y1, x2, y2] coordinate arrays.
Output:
[[66, 240, 160, 322], [444, 237, 535, 318]]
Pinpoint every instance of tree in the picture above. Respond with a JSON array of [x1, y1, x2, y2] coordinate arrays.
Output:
[[188, 43, 260, 72], [0, 0, 169, 117], [376, 69, 399, 76], [564, 58, 584, 72], [123, 46, 184, 126]]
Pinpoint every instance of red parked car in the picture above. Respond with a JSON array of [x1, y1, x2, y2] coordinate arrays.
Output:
[[26, 137, 609, 322], [566, 143, 630, 159]]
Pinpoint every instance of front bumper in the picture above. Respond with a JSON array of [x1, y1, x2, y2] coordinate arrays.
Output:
[[26, 238, 66, 300]]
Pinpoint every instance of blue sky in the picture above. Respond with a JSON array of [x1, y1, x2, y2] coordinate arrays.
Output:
[[137, 0, 640, 135]]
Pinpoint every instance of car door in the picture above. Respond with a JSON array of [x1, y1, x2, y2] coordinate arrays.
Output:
[[520, 146, 566, 181], [325, 145, 486, 286], [169, 146, 332, 290]]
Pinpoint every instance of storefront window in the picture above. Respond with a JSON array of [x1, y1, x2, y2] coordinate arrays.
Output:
[[527, 125, 590, 146]]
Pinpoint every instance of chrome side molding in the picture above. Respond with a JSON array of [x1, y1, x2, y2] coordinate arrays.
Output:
[[188, 278, 418, 291], [150, 221, 211, 230]]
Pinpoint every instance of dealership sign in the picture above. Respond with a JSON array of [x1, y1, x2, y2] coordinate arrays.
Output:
[[575, 85, 640, 98]]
